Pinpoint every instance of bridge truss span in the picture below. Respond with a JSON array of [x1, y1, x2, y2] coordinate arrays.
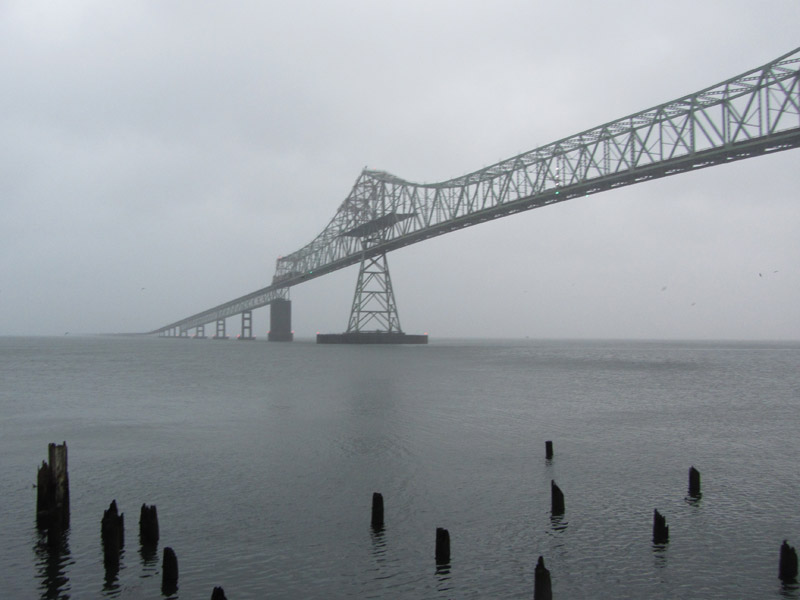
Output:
[[153, 47, 800, 337], [273, 47, 800, 287]]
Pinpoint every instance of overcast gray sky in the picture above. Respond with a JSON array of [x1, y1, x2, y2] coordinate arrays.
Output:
[[1, 1, 798, 340]]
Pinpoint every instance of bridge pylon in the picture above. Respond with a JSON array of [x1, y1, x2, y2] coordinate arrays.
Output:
[[317, 240, 427, 344], [347, 249, 401, 333]]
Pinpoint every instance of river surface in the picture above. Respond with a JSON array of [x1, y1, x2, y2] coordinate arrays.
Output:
[[1, 335, 799, 599]]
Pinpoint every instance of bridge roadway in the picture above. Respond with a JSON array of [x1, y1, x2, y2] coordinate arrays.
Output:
[[152, 46, 800, 338]]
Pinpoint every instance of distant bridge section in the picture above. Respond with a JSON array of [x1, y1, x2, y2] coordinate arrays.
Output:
[[153, 47, 800, 337]]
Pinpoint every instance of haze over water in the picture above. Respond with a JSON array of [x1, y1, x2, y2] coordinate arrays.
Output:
[[2, 335, 799, 599]]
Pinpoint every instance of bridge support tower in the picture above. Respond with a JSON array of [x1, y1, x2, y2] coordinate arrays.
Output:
[[268, 299, 293, 342], [317, 250, 427, 345], [213, 319, 228, 340], [239, 310, 255, 340]]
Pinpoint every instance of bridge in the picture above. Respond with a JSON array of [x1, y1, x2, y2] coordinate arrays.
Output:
[[152, 47, 800, 342]]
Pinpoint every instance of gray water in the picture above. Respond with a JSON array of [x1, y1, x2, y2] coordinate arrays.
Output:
[[1, 336, 799, 599]]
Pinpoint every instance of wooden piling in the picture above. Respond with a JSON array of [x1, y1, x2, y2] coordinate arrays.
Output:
[[779, 540, 798, 583], [371, 492, 384, 530], [435, 527, 450, 564], [688, 466, 701, 498], [551, 480, 565, 516], [139, 504, 159, 546], [162, 546, 179, 594], [534, 555, 553, 600], [545, 440, 553, 460], [211, 586, 227, 600], [36, 442, 70, 530], [36, 461, 52, 527], [101, 500, 125, 567], [653, 509, 669, 544]]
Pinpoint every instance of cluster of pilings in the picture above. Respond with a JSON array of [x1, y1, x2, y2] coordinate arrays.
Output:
[[373, 442, 798, 598], [98, 499, 179, 592], [542, 442, 800, 594], [34, 441, 799, 597], [34, 443, 230, 599], [370, 490, 553, 596]]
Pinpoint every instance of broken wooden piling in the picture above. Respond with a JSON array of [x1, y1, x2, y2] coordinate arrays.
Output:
[[435, 527, 450, 564], [211, 586, 227, 600], [688, 466, 701, 498], [162, 546, 179, 594], [371, 492, 384, 530], [545, 440, 553, 460], [779, 540, 798, 583], [652, 509, 669, 544], [36, 442, 70, 530], [139, 504, 159, 546], [534, 555, 553, 600], [101, 500, 125, 567], [551, 480, 565, 516]]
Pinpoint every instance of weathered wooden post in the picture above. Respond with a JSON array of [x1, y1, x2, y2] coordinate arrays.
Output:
[[688, 466, 701, 498], [534, 555, 553, 600], [545, 441, 553, 460], [652, 509, 669, 544], [779, 540, 798, 583], [211, 586, 227, 600], [101, 500, 125, 567], [435, 527, 450, 564], [36, 442, 70, 530], [139, 504, 159, 546], [371, 492, 384, 530], [162, 546, 179, 595], [551, 481, 565, 516]]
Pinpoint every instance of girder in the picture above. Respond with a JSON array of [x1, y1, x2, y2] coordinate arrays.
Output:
[[152, 47, 800, 336]]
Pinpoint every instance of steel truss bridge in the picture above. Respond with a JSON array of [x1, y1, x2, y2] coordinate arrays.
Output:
[[153, 47, 800, 339]]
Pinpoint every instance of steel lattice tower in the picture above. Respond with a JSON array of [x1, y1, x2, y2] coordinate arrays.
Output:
[[347, 248, 402, 334]]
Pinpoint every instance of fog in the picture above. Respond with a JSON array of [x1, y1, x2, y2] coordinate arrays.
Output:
[[2, 1, 798, 340]]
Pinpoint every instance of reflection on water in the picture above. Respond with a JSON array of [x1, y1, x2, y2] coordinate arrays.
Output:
[[652, 543, 668, 571], [370, 527, 387, 564], [102, 543, 124, 596], [435, 562, 452, 594], [780, 581, 800, 599], [685, 494, 703, 506], [549, 514, 568, 532], [102, 559, 121, 597], [139, 539, 159, 578], [33, 527, 72, 600]]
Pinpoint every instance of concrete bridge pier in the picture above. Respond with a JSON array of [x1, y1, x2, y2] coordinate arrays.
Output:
[[239, 310, 255, 340], [268, 299, 293, 342], [213, 319, 228, 340], [194, 324, 207, 339]]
